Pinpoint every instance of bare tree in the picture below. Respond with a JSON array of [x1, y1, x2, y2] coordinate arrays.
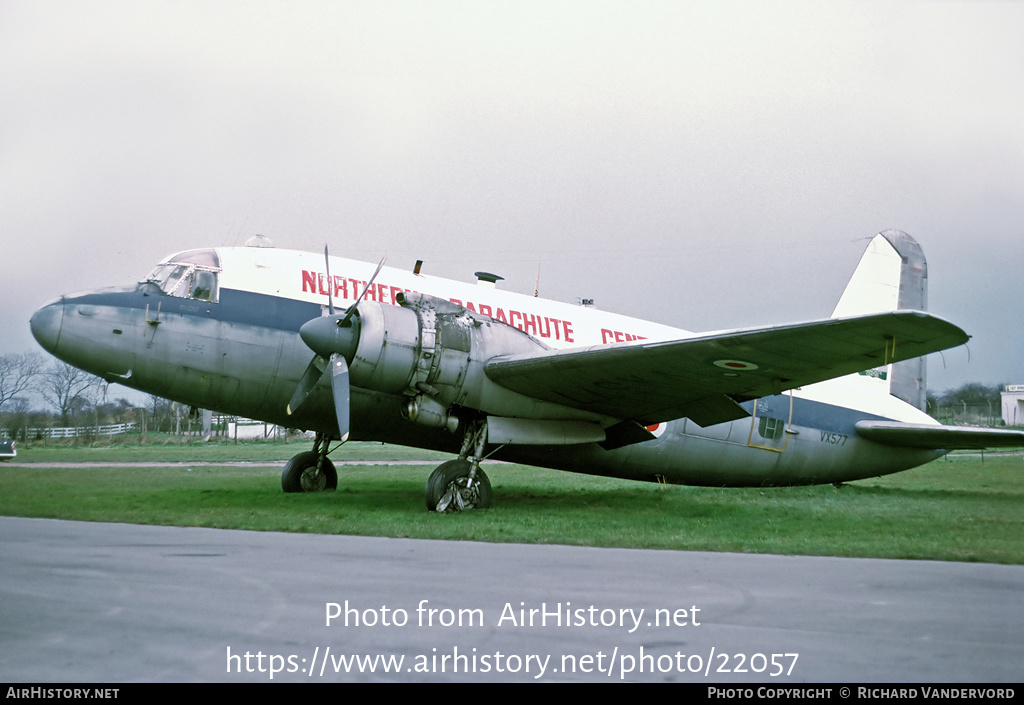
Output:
[[0, 352, 45, 410], [39, 361, 103, 426], [2, 398, 34, 442]]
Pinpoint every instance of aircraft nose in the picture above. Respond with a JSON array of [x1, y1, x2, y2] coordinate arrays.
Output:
[[30, 297, 65, 353]]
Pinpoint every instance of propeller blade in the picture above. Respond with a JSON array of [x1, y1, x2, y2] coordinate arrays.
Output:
[[340, 256, 386, 326], [286, 356, 326, 415], [293, 250, 382, 438], [329, 353, 351, 442], [323, 245, 335, 315]]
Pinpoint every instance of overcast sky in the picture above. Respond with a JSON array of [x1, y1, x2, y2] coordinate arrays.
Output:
[[2, 1, 1021, 398]]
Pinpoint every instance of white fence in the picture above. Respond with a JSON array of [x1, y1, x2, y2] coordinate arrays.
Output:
[[1, 422, 137, 440], [1, 418, 293, 441]]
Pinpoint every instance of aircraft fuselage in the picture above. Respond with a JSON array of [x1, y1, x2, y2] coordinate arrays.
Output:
[[30, 244, 945, 489]]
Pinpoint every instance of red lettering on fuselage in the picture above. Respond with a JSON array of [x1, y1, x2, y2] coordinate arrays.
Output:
[[601, 328, 647, 344], [334, 276, 349, 299], [304, 269, 409, 304], [522, 312, 537, 336], [304, 272, 581, 344], [448, 298, 576, 343]]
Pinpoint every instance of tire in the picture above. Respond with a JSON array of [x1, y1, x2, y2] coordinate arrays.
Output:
[[281, 451, 338, 493], [425, 459, 491, 511]]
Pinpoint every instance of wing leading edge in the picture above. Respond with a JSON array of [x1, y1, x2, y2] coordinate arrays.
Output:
[[485, 310, 969, 427]]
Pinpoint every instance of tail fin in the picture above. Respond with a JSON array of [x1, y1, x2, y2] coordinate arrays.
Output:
[[831, 230, 929, 411]]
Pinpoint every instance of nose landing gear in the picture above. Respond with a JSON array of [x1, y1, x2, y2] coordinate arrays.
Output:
[[282, 432, 338, 493]]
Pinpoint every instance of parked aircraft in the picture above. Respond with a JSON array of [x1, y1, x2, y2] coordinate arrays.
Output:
[[29, 230, 1023, 511]]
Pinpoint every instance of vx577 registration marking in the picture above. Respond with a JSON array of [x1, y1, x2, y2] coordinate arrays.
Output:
[[820, 431, 848, 446]]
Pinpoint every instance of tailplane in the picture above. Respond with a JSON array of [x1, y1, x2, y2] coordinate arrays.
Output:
[[827, 231, 1024, 449], [831, 230, 928, 411]]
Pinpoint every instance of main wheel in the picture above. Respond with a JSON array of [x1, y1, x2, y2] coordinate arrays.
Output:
[[425, 459, 491, 512], [282, 451, 338, 493]]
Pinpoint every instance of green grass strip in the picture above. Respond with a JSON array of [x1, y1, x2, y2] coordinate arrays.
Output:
[[2, 441, 1021, 564]]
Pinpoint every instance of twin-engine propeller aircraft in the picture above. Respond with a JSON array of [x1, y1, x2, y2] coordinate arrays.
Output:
[[30, 230, 1023, 511]]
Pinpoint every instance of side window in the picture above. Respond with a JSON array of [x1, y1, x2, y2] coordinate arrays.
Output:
[[758, 416, 784, 440], [191, 270, 218, 302]]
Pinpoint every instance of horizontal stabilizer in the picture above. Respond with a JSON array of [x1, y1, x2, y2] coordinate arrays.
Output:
[[855, 421, 1024, 450]]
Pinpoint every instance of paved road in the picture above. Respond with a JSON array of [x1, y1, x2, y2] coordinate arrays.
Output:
[[1, 516, 1021, 682]]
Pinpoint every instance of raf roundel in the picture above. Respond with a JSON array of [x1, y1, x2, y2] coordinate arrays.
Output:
[[713, 359, 759, 371], [645, 422, 667, 438]]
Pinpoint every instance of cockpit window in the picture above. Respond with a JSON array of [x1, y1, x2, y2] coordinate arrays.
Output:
[[191, 270, 217, 301], [142, 249, 220, 303]]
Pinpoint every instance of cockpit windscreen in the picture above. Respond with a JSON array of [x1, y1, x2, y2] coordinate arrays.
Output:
[[142, 249, 220, 302]]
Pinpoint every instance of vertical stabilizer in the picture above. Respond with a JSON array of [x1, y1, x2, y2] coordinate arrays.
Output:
[[831, 230, 929, 410]]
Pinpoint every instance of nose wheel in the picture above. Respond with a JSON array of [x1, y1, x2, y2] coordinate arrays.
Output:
[[282, 433, 338, 493]]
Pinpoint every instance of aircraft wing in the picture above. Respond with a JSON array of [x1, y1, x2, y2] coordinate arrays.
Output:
[[854, 421, 1024, 450], [485, 310, 969, 427]]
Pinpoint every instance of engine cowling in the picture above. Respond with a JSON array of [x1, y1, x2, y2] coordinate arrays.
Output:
[[297, 290, 607, 435], [350, 292, 582, 429]]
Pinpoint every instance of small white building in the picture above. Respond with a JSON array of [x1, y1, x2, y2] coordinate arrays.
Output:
[[1001, 385, 1024, 427]]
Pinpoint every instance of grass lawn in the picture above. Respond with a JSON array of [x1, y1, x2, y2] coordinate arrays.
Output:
[[2, 439, 1021, 564]]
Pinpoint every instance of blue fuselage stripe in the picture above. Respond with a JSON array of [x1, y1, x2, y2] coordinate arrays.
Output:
[[70, 286, 320, 332], [67, 286, 897, 438], [738, 396, 888, 436]]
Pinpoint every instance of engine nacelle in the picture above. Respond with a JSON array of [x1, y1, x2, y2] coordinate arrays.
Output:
[[345, 299, 424, 394], [346, 292, 591, 428], [347, 293, 479, 402]]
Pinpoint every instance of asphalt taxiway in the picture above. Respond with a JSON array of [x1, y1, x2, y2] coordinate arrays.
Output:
[[1, 516, 1021, 682]]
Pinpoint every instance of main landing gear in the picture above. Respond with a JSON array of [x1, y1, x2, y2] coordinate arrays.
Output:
[[282, 432, 338, 493], [425, 420, 492, 513], [282, 425, 493, 512]]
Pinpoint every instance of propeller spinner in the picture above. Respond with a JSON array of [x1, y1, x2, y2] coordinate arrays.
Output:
[[286, 249, 385, 442]]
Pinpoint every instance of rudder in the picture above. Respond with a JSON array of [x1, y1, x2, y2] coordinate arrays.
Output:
[[831, 230, 929, 411]]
